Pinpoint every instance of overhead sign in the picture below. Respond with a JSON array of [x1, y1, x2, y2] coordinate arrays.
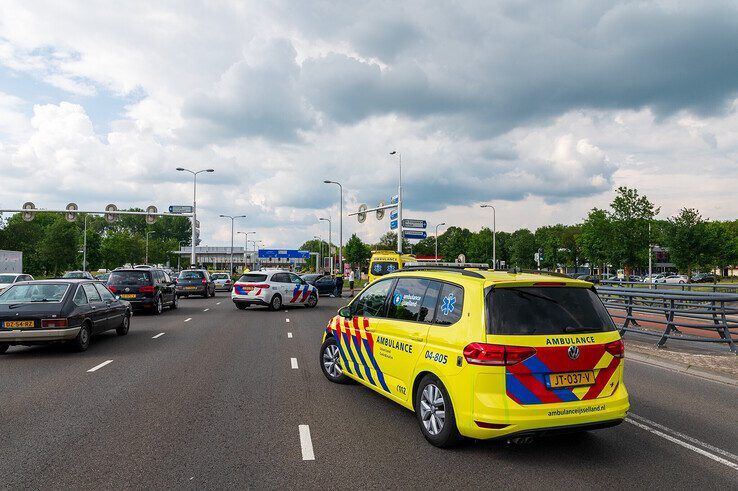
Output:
[[65, 202, 78, 222], [146, 205, 158, 225], [402, 219, 427, 229], [376, 201, 385, 220], [22, 202, 36, 222], [390, 219, 398, 230], [258, 249, 311, 259], [390, 210, 398, 220], [104, 203, 118, 223], [357, 204, 367, 223], [403, 230, 427, 240], [390, 195, 399, 204], [169, 205, 193, 214]]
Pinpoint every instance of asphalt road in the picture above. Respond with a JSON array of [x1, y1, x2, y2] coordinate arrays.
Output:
[[1, 294, 736, 489]]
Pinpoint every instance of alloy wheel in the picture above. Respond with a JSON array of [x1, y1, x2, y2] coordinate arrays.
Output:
[[322, 344, 342, 378], [420, 384, 446, 436]]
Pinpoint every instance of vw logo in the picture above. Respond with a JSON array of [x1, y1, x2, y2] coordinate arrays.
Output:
[[567, 345, 580, 360], [125, 288, 130, 292]]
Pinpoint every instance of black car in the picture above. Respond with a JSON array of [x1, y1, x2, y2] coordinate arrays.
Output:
[[576, 274, 601, 284], [176, 269, 216, 298], [0, 279, 131, 353], [300, 273, 340, 296], [107, 268, 177, 314]]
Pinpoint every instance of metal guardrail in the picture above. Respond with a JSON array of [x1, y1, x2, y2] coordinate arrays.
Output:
[[600, 280, 738, 294], [597, 287, 738, 353]]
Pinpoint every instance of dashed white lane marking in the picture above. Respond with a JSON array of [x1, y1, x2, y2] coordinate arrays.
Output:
[[216, 302, 221, 305], [287, 332, 293, 338], [298, 425, 315, 461], [152, 333, 165, 339], [203, 308, 210, 312], [87, 360, 113, 372], [184, 317, 192, 322], [291, 358, 299, 369], [627, 414, 738, 471], [286, 318, 290, 323]]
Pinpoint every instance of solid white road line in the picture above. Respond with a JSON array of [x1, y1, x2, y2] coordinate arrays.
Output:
[[184, 317, 192, 322], [203, 308, 210, 312], [298, 425, 315, 461], [87, 360, 113, 373], [216, 302, 221, 305], [152, 333, 165, 339], [626, 415, 738, 471], [288, 332, 293, 338], [291, 358, 299, 369], [628, 413, 738, 463], [286, 318, 290, 323]]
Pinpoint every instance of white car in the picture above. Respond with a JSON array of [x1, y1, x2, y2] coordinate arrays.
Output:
[[231, 270, 318, 311], [663, 274, 688, 284], [211, 273, 233, 291], [0, 273, 34, 294], [643, 273, 668, 283]]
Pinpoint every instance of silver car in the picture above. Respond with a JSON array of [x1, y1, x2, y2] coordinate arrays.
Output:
[[211, 273, 233, 291]]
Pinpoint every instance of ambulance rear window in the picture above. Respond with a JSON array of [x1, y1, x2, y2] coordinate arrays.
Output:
[[487, 287, 616, 335]]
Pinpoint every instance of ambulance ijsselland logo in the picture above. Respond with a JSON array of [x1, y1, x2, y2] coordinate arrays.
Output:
[[441, 293, 456, 315], [568, 345, 580, 360]]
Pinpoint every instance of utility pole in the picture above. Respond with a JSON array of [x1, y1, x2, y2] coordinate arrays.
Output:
[[390, 151, 402, 254], [480, 204, 496, 269], [323, 181, 343, 277], [319, 217, 332, 275], [176, 167, 215, 267]]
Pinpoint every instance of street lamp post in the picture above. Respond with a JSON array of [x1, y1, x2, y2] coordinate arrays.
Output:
[[145, 230, 153, 264], [389, 151, 402, 254], [237, 231, 256, 269], [434, 222, 446, 263], [480, 204, 496, 269], [82, 214, 91, 271], [319, 217, 332, 275], [176, 167, 214, 267], [313, 235, 323, 273], [220, 214, 247, 275], [250, 240, 263, 269], [323, 180, 343, 277], [177, 240, 186, 270]]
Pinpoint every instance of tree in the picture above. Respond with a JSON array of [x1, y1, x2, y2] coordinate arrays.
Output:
[[439, 226, 473, 262], [665, 208, 709, 278], [509, 229, 537, 268], [608, 187, 659, 276], [39, 218, 79, 275], [577, 208, 613, 274], [344, 234, 371, 270], [467, 227, 494, 264], [374, 232, 409, 252], [299, 239, 328, 271]]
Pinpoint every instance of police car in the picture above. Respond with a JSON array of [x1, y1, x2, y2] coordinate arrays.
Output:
[[319, 263, 629, 447], [231, 270, 318, 310]]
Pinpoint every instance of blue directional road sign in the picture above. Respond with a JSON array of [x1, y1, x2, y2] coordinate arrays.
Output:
[[390, 210, 398, 220], [390, 195, 399, 204], [403, 230, 427, 240], [390, 219, 398, 230], [258, 249, 311, 259], [169, 205, 194, 214], [402, 219, 427, 229]]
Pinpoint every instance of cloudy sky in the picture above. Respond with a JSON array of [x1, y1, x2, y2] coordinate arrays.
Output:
[[1, 1, 737, 249]]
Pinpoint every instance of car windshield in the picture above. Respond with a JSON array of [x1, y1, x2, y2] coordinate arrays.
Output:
[[108, 271, 152, 286], [371, 261, 399, 276], [238, 273, 268, 283], [63, 272, 86, 279], [0, 283, 69, 304], [179, 271, 205, 279], [0, 275, 17, 283], [487, 287, 616, 335]]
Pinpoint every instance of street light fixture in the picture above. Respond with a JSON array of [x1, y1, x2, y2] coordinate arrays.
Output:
[[237, 231, 256, 269], [313, 235, 323, 273], [220, 214, 247, 275], [176, 167, 215, 266], [434, 222, 446, 263], [319, 217, 332, 275], [323, 180, 343, 276], [480, 204, 496, 269]]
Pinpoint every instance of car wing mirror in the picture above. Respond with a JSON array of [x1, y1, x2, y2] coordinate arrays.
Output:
[[338, 306, 352, 319]]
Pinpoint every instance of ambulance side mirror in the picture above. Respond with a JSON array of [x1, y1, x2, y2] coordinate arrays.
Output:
[[338, 306, 352, 319]]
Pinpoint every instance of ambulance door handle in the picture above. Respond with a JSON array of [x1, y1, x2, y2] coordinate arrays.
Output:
[[364, 326, 373, 332], [410, 336, 424, 342]]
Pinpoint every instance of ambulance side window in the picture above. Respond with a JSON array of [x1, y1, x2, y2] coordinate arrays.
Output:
[[352, 279, 393, 318], [435, 283, 464, 326], [387, 278, 430, 322], [418, 280, 443, 324]]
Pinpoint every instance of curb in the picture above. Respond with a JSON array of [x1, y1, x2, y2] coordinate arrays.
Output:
[[626, 351, 738, 387]]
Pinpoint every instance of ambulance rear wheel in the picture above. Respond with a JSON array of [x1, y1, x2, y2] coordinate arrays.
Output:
[[415, 374, 461, 448]]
